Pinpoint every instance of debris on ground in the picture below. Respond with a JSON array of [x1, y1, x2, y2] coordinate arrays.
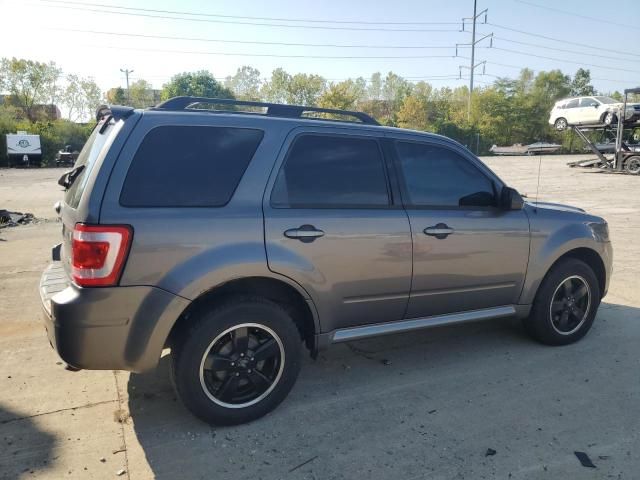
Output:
[[99, 457, 106, 463], [485, 448, 497, 457], [113, 409, 130, 424], [0, 210, 36, 228], [115, 468, 126, 476], [289, 455, 318, 473], [574, 451, 596, 468]]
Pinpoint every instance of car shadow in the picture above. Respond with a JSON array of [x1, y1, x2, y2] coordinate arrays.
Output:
[[0, 405, 56, 480], [126, 301, 638, 479]]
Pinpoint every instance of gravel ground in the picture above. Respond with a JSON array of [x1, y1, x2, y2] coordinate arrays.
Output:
[[0, 156, 638, 480]]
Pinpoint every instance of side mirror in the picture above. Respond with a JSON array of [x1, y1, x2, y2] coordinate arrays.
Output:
[[501, 186, 524, 210]]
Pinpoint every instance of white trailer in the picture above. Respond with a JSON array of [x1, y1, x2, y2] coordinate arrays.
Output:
[[6, 131, 42, 167]]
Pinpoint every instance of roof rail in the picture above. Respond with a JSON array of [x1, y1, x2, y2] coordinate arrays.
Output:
[[151, 96, 380, 125]]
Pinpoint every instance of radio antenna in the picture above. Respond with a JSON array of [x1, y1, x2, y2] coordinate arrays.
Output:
[[534, 154, 542, 212]]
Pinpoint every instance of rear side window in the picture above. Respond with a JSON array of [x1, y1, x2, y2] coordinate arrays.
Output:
[[120, 126, 263, 207], [271, 134, 389, 208], [566, 99, 579, 108]]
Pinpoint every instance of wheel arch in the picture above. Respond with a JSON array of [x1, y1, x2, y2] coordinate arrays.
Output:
[[166, 276, 320, 357], [545, 247, 606, 297]]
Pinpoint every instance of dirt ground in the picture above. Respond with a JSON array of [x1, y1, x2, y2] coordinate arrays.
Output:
[[0, 156, 638, 480]]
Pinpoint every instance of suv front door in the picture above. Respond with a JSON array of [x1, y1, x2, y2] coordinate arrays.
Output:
[[576, 97, 601, 125], [263, 128, 412, 333], [390, 138, 530, 319]]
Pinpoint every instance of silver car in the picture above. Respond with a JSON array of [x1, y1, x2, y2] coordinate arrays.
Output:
[[41, 97, 613, 425]]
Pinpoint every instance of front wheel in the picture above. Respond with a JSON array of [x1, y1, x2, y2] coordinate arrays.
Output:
[[524, 258, 601, 345], [603, 111, 617, 126], [554, 117, 568, 131], [172, 296, 302, 425]]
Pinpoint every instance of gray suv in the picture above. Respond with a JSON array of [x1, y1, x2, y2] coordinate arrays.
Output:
[[40, 97, 612, 425]]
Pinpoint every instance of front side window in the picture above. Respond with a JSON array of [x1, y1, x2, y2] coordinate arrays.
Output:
[[394, 142, 496, 208], [120, 126, 263, 207], [271, 134, 390, 208]]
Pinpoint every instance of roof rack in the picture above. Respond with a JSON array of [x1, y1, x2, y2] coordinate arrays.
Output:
[[151, 96, 380, 125]]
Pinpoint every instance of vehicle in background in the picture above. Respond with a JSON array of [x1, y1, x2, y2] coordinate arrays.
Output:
[[490, 142, 561, 155], [5, 132, 42, 167], [55, 145, 79, 167], [549, 96, 640, 131]]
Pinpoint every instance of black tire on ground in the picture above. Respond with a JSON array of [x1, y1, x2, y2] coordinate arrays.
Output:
[[172, 296, 302, 425], [624, 155, 640, 175], [524, 258, 601, 346], [554, 117, 568, 131]]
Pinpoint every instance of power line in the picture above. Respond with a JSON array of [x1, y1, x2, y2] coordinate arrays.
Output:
[[488, 22, 640, 58], [72, 43, 460, 60], [48, 27, 467, 50], [37, 0, 460, 25], [27, 2, 461, 32], [489, 46, 640, 74], [514, 0, 640, 31], [490, 35, 640, 62]]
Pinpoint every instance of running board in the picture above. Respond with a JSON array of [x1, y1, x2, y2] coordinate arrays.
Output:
[[331, 305, 516, 343]]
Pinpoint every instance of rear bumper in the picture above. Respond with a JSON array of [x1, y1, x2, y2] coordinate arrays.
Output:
[[40, 262, 190, 372]]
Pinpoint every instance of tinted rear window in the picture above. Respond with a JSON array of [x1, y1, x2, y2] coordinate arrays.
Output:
[[120, 126, 263, 207]]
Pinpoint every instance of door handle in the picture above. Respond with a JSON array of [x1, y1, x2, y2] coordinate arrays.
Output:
[[424, 223, 454, 239], [284, 225, 325, 243]]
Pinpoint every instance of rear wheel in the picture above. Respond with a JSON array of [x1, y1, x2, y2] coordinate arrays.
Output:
[[524, 258, 600, 345], [554, 117, 568, 131], [172, 296, 302, 425], [624, 155, 640, 174]]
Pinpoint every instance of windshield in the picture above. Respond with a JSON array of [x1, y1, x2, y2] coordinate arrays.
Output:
[[594, 96, 618, 104], [64, 118, 118, 208]]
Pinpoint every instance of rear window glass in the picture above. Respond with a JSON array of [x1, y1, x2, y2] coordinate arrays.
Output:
[[64, 119, 117, 208], [120, 126, 264, 207]]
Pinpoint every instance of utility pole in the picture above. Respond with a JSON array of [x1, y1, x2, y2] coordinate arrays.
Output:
[[458, 2, 492, 120], [120, 68, 134, 104]]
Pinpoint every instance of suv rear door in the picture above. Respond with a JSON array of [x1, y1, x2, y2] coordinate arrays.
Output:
[[263, 127, 412, 333], [389, 136, 530, 318]]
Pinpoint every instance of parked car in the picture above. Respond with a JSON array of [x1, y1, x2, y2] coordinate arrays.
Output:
[[55, 145, 79, 167], [549, 95, 640, 131], [41, 97, 612, 425]]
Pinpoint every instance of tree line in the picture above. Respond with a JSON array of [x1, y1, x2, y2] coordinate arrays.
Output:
[[0, 56, 631, 166]]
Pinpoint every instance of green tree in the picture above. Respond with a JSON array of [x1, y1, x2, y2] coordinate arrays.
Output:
[[0, 57, 61, 121], [570, 68, 595, 96], [161, 71, 233, 100], [318, 79, 366, 111], [261, 69, 326, 105], [397, 82, 433, 131], [129, 79, 156, 108], [225, 66, 262, 100], [106, 87, 127, 105], [62, 75, 102, 122]]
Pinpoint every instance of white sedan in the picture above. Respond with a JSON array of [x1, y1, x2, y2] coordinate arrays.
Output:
[[549, 96, 640, 131]]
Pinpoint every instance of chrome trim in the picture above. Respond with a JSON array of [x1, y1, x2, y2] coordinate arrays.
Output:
[[331, 305, 516, 343], [410, 283, 516, 298]]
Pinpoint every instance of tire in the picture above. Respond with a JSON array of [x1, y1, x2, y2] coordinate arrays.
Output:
[[524, 258, 601, 346], [603, 111, 617, 126], [554, 117, 568, 131], [624, 155, 640, 174], [172, 296, 302, 425]]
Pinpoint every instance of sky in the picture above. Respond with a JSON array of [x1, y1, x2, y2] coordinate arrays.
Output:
[[1, 0, 639, 96]]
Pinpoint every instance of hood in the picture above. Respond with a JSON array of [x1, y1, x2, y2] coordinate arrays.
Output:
[[525, 201, 585, 214]]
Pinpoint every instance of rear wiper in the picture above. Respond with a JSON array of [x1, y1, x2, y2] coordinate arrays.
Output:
[[57, 164, 85, 189]]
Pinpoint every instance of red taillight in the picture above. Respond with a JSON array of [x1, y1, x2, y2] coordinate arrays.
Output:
[[71, 224, 132, 287]]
